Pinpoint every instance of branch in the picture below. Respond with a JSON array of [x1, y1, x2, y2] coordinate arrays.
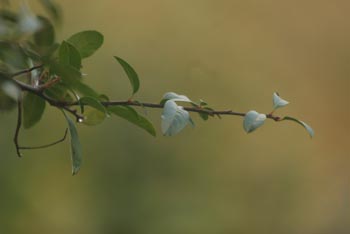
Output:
[[10, 64, 44, 78], [14, 97, 23, 157], [19, 128, 68, 150], [10, 66, 281, 121]]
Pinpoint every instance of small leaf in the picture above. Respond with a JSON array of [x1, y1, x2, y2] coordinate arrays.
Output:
[[0, 41, 28, 69], [161, 100, 193, 136], [243, 110, 266, 133], [162, 92, 192, 103], [62, 111, 82, 175], [114, 56, 140, 95], [67, 30, 104, 58], [108, 106, 156, 136], [59, 41, 81, 70], [23, 92, 46, 129], [282, 116, 314, 138], [273, 92, 289, 110], [198, 112, 209, 121], [199, 99, 208, 106]]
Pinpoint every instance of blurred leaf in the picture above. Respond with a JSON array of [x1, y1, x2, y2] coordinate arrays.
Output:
[[99, 94, 109, 101], [282, 116, 314, 138], [0, 41, 28, 69], [34, 16, 55, 47], [20, 43, 41, 61], [114, 56, 140, 95], [18, 3, 42, 34], [67, 30, 103, 58], [39, 0, 61, 23], [23, 92, 46, 129], [198, 112, 209, 121], [243, 110, 266, 133], [161, 100, 192, 136], [59, 41, 81, 70], [108, 105, 156, 136], [0, 75, 17, 111], [0, 9, 17, 38], [273, 92, 289, 110], [63, 111, 82, 175], [199, 99, 208, 106], [1, 80, 19, 100], [0, 9, 17, 22]]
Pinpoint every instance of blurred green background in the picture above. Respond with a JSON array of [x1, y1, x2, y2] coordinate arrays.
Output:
[[1, 0, 350, 233]]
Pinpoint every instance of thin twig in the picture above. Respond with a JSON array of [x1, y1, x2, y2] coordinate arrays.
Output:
[[10, 64, 43, 78], [13, 96, 23, 157], [19, 129, 68, 150]]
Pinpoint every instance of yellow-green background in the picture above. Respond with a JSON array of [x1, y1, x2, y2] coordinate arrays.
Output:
[[0, 0, 349, 233]]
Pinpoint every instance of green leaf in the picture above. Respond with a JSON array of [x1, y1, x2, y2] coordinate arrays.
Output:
[[243, 110, 266, 133], [114, 56, 140, 95], [108, 106, 156, 136], [34, 16, 55, 47], [282, 116, 314, 138], [62, 111, 82, 175], [82, 109, 106, 126], [198, 112, 209, 121], [50, 62, 100, 98], [199, 99, 208, 106], [23, 93, 46, 129], [79, 96, 106, 114], [59, 41, 81, 70], [39, 0, 61, 23], [67, 31, 104, 58], [44, 83, 73, 102], [273, 92, 289, 110], [0, 42, 28, 69], [161, 100, 192, 136]]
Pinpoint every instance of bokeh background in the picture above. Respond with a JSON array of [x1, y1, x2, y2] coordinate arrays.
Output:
[[1, 0, 350, 233]]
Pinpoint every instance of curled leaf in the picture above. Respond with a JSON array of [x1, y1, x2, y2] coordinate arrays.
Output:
[[161, 100, 193, 136], [273, 92, 289, 110], [162, 92, 192, 103], [282, 116, 314, 138], [243, 110, 266, 133], [114, 56, 139, 95]]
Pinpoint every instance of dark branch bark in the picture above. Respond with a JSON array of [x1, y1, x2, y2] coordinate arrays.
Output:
[[10, 64, 44, 78], [14, 96, 23, 157]]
